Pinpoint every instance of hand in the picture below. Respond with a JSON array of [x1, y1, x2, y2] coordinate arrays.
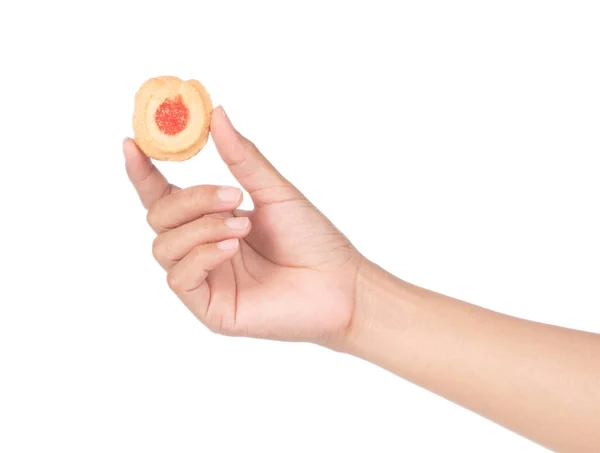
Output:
[[124, 106, 363, 346], [124, 107, 600, 453]]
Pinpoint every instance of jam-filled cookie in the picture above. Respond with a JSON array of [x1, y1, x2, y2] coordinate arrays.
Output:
[[132, 76, 213, 161]]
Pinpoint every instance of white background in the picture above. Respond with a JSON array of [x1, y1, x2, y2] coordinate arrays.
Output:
[[1, 1, 599, 452]]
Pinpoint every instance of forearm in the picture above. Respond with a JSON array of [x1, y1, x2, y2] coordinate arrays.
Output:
[[343, 259, 600, 453]]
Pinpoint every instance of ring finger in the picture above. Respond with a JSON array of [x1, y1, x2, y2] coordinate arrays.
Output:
[[152, 215, 251, 270]]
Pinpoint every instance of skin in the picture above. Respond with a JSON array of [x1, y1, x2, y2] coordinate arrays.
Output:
[[124, 106, 600, 453]]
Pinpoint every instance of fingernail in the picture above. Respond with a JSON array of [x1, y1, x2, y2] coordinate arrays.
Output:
[[123, 143, 133, 161], [220, 105, 229, 121], [123, 138, 137, 159], [217, 238, 239, 251], [225, 217, 249, 229], [219, 106, 237, 132], [217, 187, 241, 203]]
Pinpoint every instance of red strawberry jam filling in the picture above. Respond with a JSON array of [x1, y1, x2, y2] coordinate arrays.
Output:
[[155, 95, 189, 135]]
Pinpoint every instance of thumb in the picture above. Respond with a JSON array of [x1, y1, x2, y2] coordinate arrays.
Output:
[[210, 106, 302, 207], [123, 138, 179, 209]]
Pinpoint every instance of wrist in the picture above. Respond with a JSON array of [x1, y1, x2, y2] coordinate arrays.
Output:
[[335, 258, 416, 356]]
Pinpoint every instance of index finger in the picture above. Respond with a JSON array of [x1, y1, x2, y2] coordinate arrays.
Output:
[[123, 138, 180, 209]]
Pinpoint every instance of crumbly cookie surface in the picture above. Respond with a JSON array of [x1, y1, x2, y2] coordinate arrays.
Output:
[[132, 76, 213, 161]]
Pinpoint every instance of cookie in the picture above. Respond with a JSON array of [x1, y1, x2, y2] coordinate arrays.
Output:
[[132, 76, 213, 161]]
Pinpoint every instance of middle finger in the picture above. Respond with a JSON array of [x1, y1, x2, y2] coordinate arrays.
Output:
[[152, 215, 251, 269], [147, 185, 243, 233]]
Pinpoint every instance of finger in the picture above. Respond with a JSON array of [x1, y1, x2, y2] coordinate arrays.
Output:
[[166, 238, 240, 319], [152, 216, 251, 270], [123, 138, 179, 209], [210, 105, 303, 207], [233, 209, 254, 218], [147, 184, 243, 233]]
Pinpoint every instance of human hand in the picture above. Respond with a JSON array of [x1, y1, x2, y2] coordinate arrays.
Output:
[[124, 107, 600, 453], [124, 106, 363, 346]]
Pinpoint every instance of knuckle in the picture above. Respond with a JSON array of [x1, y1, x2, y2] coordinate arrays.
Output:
[[187, 186, 204, 207], [243, 136, 258, 151], [166, 270, 183, 292], [187, 185, 221, 210], [151, 235, 165, 261], [203, 215, 223, 228], [146, 205, 159, 229], [188, 243, 202, 261]]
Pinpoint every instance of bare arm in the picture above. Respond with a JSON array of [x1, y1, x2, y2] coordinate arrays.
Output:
[[125, 106, 600, 453], [343, 259, 600, 453]]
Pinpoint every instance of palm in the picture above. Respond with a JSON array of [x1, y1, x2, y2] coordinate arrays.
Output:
[[125, 106, 361, 344], [208, 197, 360, 343]]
